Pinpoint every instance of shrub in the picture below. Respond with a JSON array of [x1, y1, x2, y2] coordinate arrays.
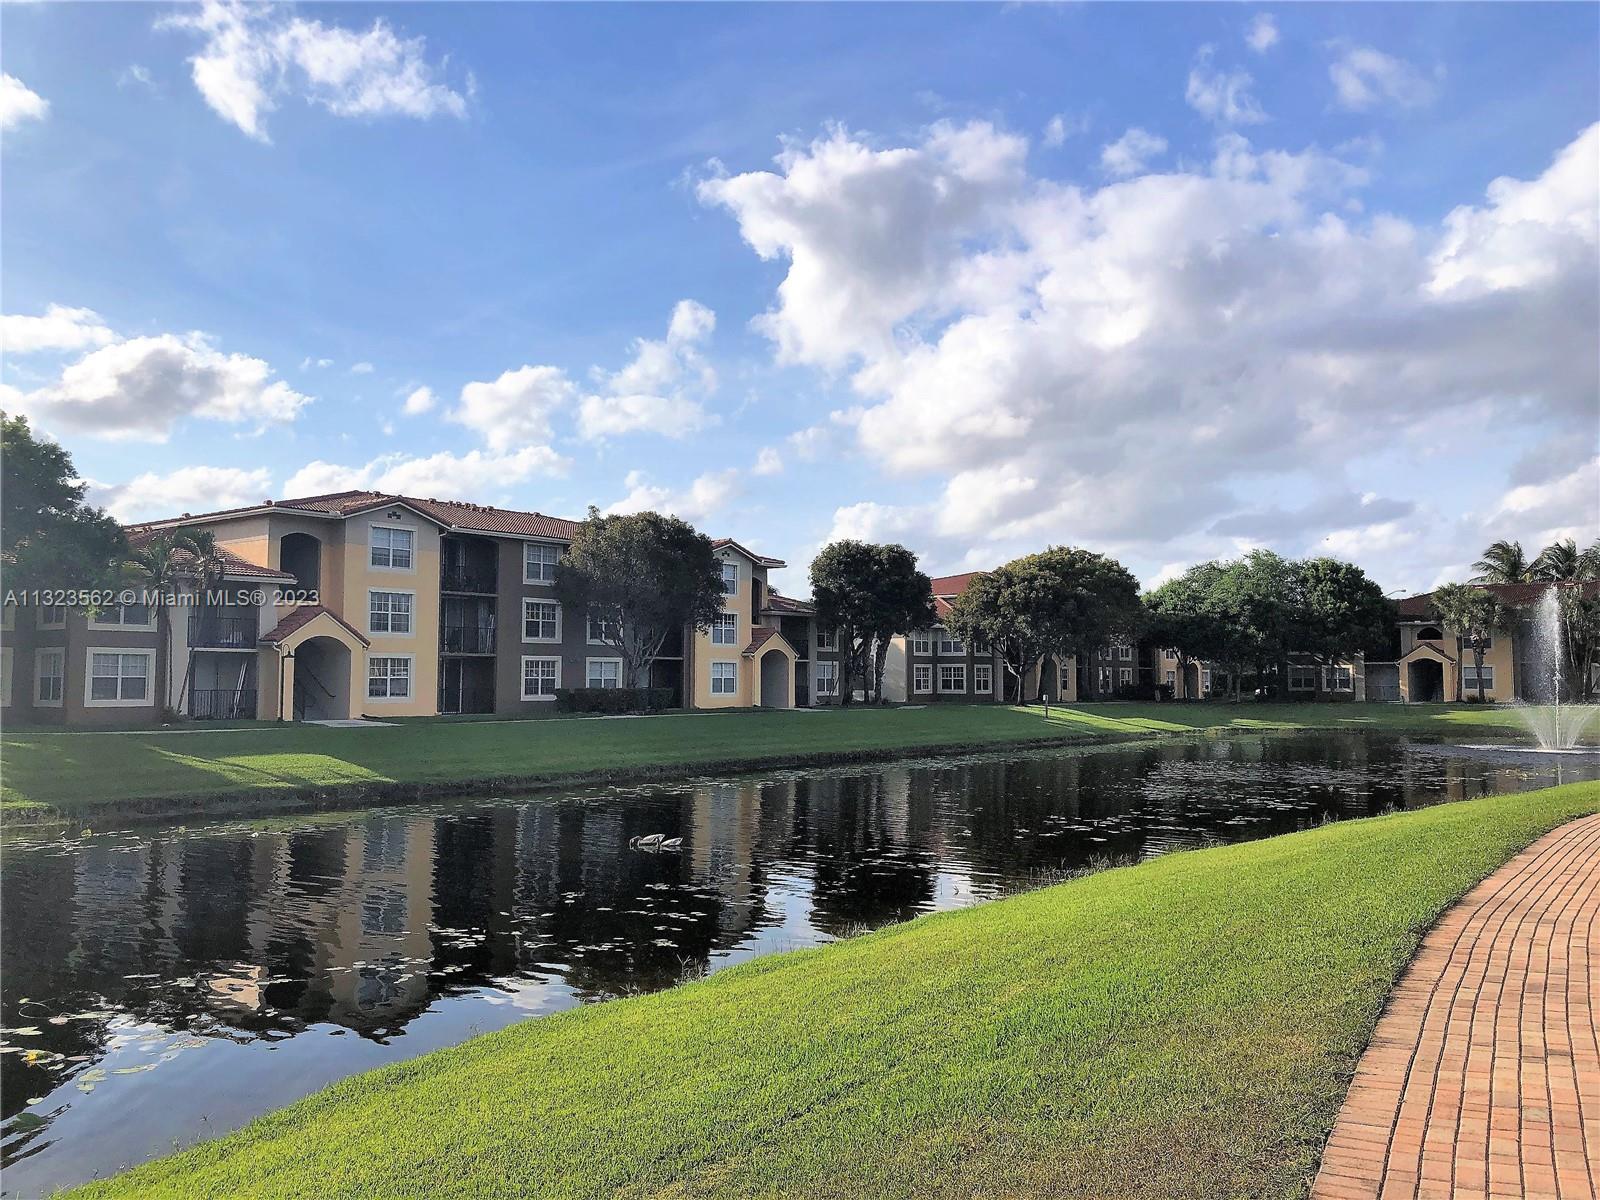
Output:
[[555, 686, 676, 715]]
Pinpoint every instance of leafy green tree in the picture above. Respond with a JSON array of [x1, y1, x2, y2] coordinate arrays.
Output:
[[861, 544, 934, 703], [553, 507, 725, 698], [1295, 558, 1394, 671], [1579, 540, 1600, 582], [1207, 550, 1299, 694], [1, 413, 126, 590], [1430, 583, 1514, 702], [944, 564, 1047, 703], [1144, 565, 1231, 698], [810, 540, 930, 705], [1558, 588, 1600, 701], [1472, 540, 1531, 584], [122, 529, 216, 717], [1531, 539, 1579, 582]]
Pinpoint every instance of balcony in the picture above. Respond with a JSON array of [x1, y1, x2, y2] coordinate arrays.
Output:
[[188, 612, 257, 649], [189, 688, 257, 720], [441, 624, 496, 655], [441, 567, 497, 594]]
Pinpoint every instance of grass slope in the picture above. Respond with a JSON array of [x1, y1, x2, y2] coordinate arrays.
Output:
[[0, 702, 1537, 816], [69, 781, 1600, 1200]]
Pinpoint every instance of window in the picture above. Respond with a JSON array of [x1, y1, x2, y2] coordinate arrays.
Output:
[[936, 627, 965, 657], [938, 663, 967, 692], [90, 601, 153, 629], [1202, 670, 1212, 691], [1115, 644, 1133, 661], [817, 628, 838, 651], [367, 656, 412, 700], [1288, 664, 1318, 691], [1098, 667, 1113, 690], [521, 656, 560, 700], [711, 613, 739, 645], [1324, 666, 1353, 692], [523, 598, 560, 642], [1165, 670, 1176, 685], [587, 609, 620, 644], [911, 630, 932, 655], [87, 650, 151, 706], [913, 663, 933, 694], [369, 590, 413, 635], [711, 661, 737, 695], [720, 561, 739, 596], [1417, 626, 1443, 641], [973, 663, 993, 694], [1474, 637, 1493, 651], [370, 526, 414, 570], [1462, 666, 1495, 692], [1119, 667, 1133, 685], [38, 605, 66, 630], [35, 648, 65, 706], [524, 543, 560, 584], [586, 658, 622, 689], [814, 661, 839, 697]]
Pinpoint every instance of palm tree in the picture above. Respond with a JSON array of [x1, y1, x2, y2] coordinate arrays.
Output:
[[1578, 539, 1600, 583], [1530, 539, 1580, 582], [1431, 582, 1513, 702], [122, 528, 220, 718], [1471, 540, 1531, 584]]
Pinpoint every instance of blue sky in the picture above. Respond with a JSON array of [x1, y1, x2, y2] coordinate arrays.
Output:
[[2, 2, 1596, 596]]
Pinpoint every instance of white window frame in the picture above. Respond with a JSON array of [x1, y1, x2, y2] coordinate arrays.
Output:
[[521, 655, 561, 701], [913, 663, 933, 694], [973, 662, 993, 694], [1118, 666, 1133, 686], [1202, 669, 1212, 691], [34, 647, 65, 707], [368, 524, 416, 572], [1323, 665, 1354, 692], [366, 655, 413, 702], [1115, 644, 1133, 662], [1165, 669, 1176, 685], [817, 627, 838, 652], [720, 560, 739, 596], [936, 627, 966, 657], [586, 609, 621, 646], [88, 602, 156, 632], [1462, 665, 1495, 692], [368, 589, 415, 637], [522, 597, 561, 644], [1288, 664, 1318, 692], [710, 660, 738, 695], [38, 605, 66, 631], [585, 657, 623, 689], [523, 542, 560, 585], [84, 647, 154, 708], [813, 660, 839, 698], [911, 630, 932, 656], [711, 613, 739, 646], [937, 663, 967, 693]]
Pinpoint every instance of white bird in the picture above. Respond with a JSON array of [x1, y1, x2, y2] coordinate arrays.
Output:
[[660, 838, 683, 851], [631, 834, 666, 849]]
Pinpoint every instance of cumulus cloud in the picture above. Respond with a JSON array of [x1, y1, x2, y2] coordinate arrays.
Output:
[[1042, 112, 1088, 148], [1328, 44, 1439, 112], [752, 446, 783, 476], [1099, 127, 1168, 177], [401, 385, 436, 415], [0, 74, 48, 131], [1209, 491, 1415, 540], [282, 445, 567, 501], [160, 0, 471, 142], [7, 332, 312, 441], [1, 304, 117, 354], [1186, 46, 1267, 125], [451, 364, 576, 452], [604, 468, 741, 524], [348, 360, 374, 375], [577, 300, 717, 439], [700, 118, 1600, 583], [86, 465, 273, 522], [119, 64, 156, 91], [1246, 14, 1279, 54]]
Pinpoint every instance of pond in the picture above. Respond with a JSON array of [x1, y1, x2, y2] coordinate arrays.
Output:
[[3, 730, 1595, 1196]]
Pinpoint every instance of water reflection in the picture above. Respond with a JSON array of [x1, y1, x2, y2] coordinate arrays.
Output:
[[2, 731, 1593, 1196]]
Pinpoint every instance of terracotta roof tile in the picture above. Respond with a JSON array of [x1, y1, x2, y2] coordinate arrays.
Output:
[[763, 592, 815, 616], [124, 528, 296, 581], [712, 538, 786, 568], [1395, 580, 1599, 617], [259, 605, 371, 648], [929, 571, 984, 598], [742, 625, 779, 656]]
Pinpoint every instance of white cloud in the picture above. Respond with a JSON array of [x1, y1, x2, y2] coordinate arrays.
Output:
[[348, 360, 374, 375], [8, 332, 312, 441], [1328, 44, 1439, 112], [86, 465, 273, 522], [1042, 112, 1088, 148], [700, 119, 1599, 582], [118, 64, 156, 91], [1, 304, 117, 354], [451, 364, 576, 452], [1186, 47, 1266, 125], [577, 299, 717, 439], [604, 468, 741, 525], [752, 446, 783, 476], [0, 74, 48, 131], [160, 0, 471, 142], [1099, 127, 1168, 177], [786, 424, 834, 461], [402, 385, 436, 415], [1246, 14, 1279, 54], [300, 356, 332, 370], [282, 445, 567, 501]]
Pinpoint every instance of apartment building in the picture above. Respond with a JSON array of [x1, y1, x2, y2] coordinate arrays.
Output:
[[0, 490, 825, 726]]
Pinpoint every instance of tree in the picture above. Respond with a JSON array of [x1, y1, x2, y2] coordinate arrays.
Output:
[[1531, 539, 1579, 582], [1558, 588, 1600, 702], [1472, 540, 1531, 584], [1144, 565, 1231, 699], [1579, 540, 1600, 582], [1294, 558, 1393, 670], [121, 529, 214, 718], [1, 413, 126, 590], [809, 540, 927, 706], [944, 565, 1046, 704], [1430, 583, 1514, 702], [861, 544, 934, 703], [1207, 550, 1299, 695], [552, 507, 725, 700]]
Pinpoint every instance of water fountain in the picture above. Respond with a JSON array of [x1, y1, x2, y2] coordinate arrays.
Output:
[[1473, 587, 1599, 756]]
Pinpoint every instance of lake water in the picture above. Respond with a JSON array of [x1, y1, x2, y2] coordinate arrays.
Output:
[[3, 730, 1595, 1196]]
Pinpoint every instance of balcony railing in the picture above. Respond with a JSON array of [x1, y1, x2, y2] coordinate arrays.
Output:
[[441, 624, 496, 654], [188, 613, 256, 648], [441, 568, 497, 594], [190, 688, 257, 720]]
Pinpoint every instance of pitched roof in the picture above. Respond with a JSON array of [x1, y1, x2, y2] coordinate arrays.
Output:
[[929, 571, 984, 597], [259, 605, 371, 648], [742, 625, 779, 656], [763, 590, 815, 616], [131, 490, 581, 541], [712, 538, 786, 568], [1396, 580, 1599, 618], [125, 528, 296, 581]]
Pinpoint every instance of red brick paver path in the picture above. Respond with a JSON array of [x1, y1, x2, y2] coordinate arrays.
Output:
[[1311, 813, 1600, 1200]]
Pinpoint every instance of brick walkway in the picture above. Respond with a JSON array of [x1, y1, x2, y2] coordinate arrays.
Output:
[[1311, 813, 1600, 1200]]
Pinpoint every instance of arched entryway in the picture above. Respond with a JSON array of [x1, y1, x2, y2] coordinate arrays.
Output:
[[294, 636, 352, 720], [1407, 659, 1444, 703], [758, 648, 792, 709], [259, 605, 369, 721]]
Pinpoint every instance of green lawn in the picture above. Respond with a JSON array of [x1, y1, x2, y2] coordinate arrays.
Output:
[[0, 701, 1543, 819], [69, 780, 1600, 1200]]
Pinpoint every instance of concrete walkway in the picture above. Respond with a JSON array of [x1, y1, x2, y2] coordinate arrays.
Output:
[[1312, 813, 1600, 1200]]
